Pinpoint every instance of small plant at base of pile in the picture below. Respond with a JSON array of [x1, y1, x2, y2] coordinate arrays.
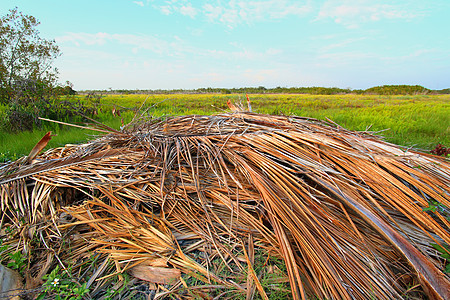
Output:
[[431, 243, 450, 274], [422, 199, 450, 275], [101, 273, 131, 299], [37, 266, 90, 300], [7, 250, 27, 275]]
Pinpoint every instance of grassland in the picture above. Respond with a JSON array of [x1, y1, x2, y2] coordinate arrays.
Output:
[[0, 93, 448, 160]]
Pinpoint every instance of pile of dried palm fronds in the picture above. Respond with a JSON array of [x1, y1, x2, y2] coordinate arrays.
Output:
[[1, 112, 449, 299]]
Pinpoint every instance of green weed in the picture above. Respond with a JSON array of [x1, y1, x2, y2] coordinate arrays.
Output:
[[101, 273, 131, 299], [7, 250, 27, 274], [431, 243, 450, 274], [37, 266, 90, 300], [179, 249, 292, 299]]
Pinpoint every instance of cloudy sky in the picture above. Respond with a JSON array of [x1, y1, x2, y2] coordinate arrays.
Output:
[[3, 0, 450, 90]]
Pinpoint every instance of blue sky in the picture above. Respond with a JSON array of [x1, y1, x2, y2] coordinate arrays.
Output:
[[2, 0, 450, 90]]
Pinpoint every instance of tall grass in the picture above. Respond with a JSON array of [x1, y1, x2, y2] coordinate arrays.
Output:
[[0, 94, 448, 160]]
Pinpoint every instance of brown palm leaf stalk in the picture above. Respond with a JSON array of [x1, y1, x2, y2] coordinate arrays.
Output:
[[1, 112, 449, 299]]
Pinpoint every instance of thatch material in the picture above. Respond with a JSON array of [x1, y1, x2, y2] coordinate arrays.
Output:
[[1, 112, 449, 299]]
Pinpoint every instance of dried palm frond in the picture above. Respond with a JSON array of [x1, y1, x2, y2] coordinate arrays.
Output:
[[1, 112, 449, 299]]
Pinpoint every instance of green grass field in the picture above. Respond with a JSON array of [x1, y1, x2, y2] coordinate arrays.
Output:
[[1, 93, 449, 160]]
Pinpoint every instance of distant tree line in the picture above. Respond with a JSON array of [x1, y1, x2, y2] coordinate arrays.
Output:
[[434, 88, 450, 94], [87, 85, 448, 96], [359, 85, 431, 95]]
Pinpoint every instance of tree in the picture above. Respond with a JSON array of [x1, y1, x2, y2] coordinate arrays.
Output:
[[0, 7, 60, 103], [0, 7, 63, 131]]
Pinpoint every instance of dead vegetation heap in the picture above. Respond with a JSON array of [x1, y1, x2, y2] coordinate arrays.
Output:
[[1, 112, 449, 299]]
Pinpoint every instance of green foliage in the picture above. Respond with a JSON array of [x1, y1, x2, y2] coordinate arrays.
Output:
[[2, 102, 40, 131], [54, 81, 77, 96], [254, 253, 292, 299], [363, 85, 430, 95], [423, 200, 446, 213], [0, 96, 95, 132], [0, 7, 61, 99], [0, 241, 10, 263], [37, 266, 90, 300], [100, 273, 131, 299], [179, 249, 291, 299], [7, 250, 27, 274], [0, 8, 81, 132], [434, 88, 450, 94], [430, 243, 450, 274]]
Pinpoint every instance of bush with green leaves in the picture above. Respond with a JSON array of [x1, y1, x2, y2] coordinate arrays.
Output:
[[0, 8, 80, 132]]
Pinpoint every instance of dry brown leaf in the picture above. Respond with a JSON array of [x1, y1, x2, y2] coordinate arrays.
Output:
[[27, 131, 55, 163], [129, 265, 181, 285]]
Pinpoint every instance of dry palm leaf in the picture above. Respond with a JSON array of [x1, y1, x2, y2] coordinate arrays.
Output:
[[26, 131, 56, 164], [1, 112, 449, 300]]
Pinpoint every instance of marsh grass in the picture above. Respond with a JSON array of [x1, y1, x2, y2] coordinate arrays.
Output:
[[0, 93, 448, 161], [0, 127, 97, 158]]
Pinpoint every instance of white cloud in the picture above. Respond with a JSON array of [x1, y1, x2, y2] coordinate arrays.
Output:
[[316, 0, 422, 28], [153, 1, 199, 18], [319, 37, 369, 52], [57, 32, 179, 55], [202, 4, 222, 21], [381, 48, 442, 63], [57, 32, 283, 63], [158, 5, 172, 15], [204, 0, 312, 28], [133, 1, 144, 7], [179, 4, 197, 18], [152, 0, 312, 28]]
